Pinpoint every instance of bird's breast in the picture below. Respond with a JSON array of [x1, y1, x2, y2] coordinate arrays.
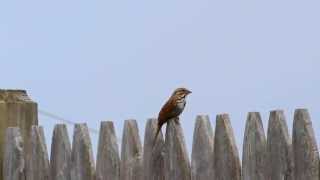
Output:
[[177, 100, 186, 111]]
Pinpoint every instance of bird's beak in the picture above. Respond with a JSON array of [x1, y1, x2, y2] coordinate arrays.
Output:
[[187, 90, 192, 94]]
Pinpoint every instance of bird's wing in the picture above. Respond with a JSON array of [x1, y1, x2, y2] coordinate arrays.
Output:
[[158, 98, 176, 126]]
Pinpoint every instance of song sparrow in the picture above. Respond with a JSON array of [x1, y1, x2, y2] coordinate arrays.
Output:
[[153, 87, 192, 146]]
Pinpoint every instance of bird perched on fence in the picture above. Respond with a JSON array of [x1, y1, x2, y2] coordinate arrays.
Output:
[[153, 87, 192, 147]]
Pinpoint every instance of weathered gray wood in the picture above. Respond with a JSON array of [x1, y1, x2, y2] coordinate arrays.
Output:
[[25, 126, 50, 180], [143, 118, 165, 180], [214, 114, 241, 180], [3, 127, 25, 180], [293, 109, 319, 180], [120, 120, 143, 180], [191, 115, 214, 180], [4, 109, 320, 180], [164, 119, 191, 180], [96, 121, 120, 180], [267, 110, 293, 180], [0, 90, 37, 180], [242, 112, 267, 180], [50, 124, 71, 180], [71, 123, 95, 180], [0, 90, 38, 141]]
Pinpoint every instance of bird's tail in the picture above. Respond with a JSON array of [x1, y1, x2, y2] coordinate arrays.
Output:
[[152, 126, 161, 148]]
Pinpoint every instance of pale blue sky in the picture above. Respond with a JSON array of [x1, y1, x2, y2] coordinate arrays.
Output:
[[1, 0, 320, 157]]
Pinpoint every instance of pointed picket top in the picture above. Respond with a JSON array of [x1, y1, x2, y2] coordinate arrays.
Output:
[[3, 127, 25, 180], [267, 110, 293, 180], [120, 120, 143, 180], [143, 118, 165, 180], [164, 119, 191, 180], [71, 123, 95, 180], [242, 112, 267, 180], [214, 114, 241, 180], [96, 121, 120, 180], [25, 126, 50, 180], [191, 115, 214, 180], [293, 109, 319, 180], [50, 124, 71, 180]]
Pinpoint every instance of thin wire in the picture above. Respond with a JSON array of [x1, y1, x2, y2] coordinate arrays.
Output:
[[38, 109, 99, 134]]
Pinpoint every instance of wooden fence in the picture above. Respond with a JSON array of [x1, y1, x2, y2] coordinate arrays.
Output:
[[3, 109, 319, 180]]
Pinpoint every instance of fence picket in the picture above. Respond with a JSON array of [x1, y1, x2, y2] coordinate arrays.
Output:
[[70, 124, 95, 180], [50, 124, 71, 180], [120, 120, 143, 180], [164, 119, 191, 180], [96, 121, 120, 180], [242, 112, 267, 180], [25, 126, 50, 180], [143, 118, 165, 180], [267, 110, 293, 180], [214, 114, 241, 180], [3, 128, 25, 180], [293, 109, 319, 180], [191, 115, 214, 180]]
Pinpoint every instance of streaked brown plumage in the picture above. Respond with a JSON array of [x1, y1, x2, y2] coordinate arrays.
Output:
[[153, 87, 192, 146]]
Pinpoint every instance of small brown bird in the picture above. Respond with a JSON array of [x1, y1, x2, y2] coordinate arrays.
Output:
[[153, 87, 192, 146]]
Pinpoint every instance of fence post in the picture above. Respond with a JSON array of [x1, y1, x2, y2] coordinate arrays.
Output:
[[267, 110, 293, 180], [191, 115, 214, 180], [242, 112, 267, 180], [96, 121, 120, 180], [25, 126, 50, 180], [50, 124, 71, 180], [293, 109, 319, 180], [120, 120, 143, 180], [143, 118, 165, 180], [0, 90, 37, 180], [71, 123, 95, 180], [164, 119, 191, 180], [3, 127, 25, 180], [214, 114, 241, 180]]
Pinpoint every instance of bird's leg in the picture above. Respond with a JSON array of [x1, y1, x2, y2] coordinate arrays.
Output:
[[174, 117, 180, 125]]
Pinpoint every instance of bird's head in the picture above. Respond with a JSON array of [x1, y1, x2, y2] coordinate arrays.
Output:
[[172, 87, 192, 99]]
